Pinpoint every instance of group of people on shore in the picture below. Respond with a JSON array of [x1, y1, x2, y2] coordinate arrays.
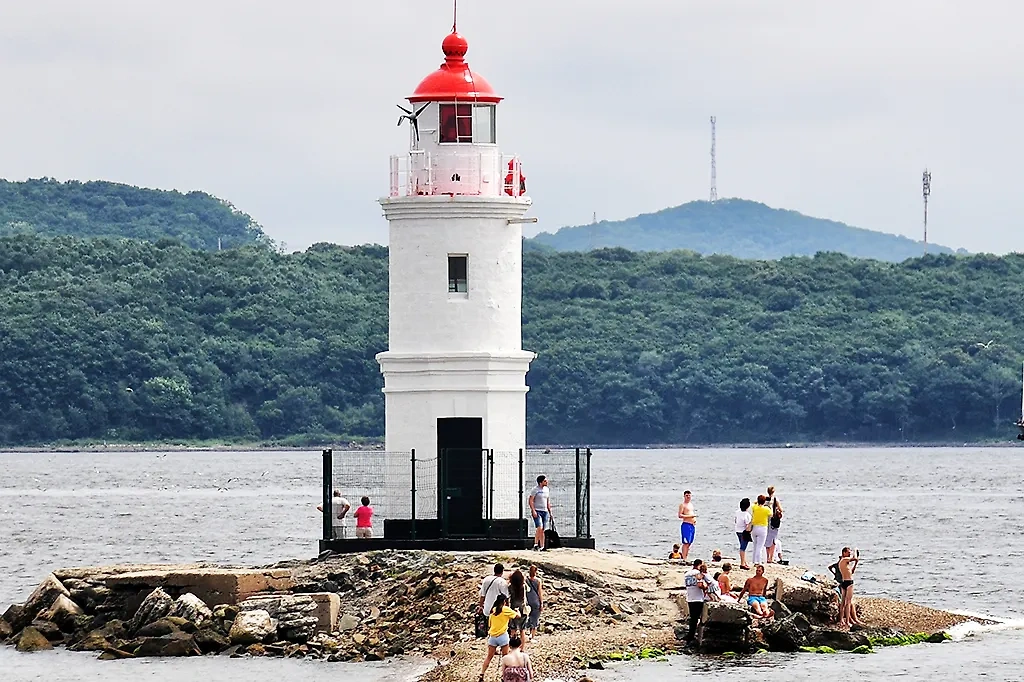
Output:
[[477, 562, 544, 681], [675, 486, 784, 568]]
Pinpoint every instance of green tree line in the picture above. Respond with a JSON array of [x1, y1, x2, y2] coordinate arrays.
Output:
[[0, 178, 270, 251], [1, 234, 1022, 446]]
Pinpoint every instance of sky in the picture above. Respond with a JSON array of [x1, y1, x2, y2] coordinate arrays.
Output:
[[0, 1, 1021, 254]]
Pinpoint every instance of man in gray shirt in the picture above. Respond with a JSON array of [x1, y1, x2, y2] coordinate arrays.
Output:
[[529, 475, 552, 551], [477, 563, 510, 614]]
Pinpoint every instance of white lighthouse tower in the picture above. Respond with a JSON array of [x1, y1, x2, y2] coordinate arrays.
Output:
[[376, 26, 534, 535]]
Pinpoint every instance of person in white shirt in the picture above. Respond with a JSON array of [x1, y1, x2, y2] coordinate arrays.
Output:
[[316, 490, 351, 539], [477, 563, 511, 615], [734, 498, 753, 570], [528, 476, 552, 551], [683, 559, 712, 643]]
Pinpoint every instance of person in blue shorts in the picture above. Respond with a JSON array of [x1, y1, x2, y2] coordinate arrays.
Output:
[[529, 475, 551, 551], [737, 564, 774, 618], [677, 490, 697, 560]]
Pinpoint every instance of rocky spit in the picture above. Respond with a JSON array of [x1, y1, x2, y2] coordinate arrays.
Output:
[[0, 549, 983, 680]]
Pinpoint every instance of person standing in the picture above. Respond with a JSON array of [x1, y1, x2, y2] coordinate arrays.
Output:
[[481, 594, 519, 680], [830, 547, 862, 629], [316, 490, 351, 540], [750, 495, 771, 565], [765, 486, 784, 563], [353, 496, 374, 538], [683, 559, 711, 644], [528, 475, 552, 551], [508, 569, 528, 645], [677, 490, 697, 561], [734, 498, 753, 569], [499, 634, 534, 682], [478, 563, 511, 616], [525, 565, 543, 639]]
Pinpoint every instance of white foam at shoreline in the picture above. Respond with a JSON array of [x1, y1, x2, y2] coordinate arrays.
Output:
[[946, 618, 1024, 641]]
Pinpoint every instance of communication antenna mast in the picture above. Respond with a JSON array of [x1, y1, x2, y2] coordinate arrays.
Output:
[[922, 169, 932, 255], [709, 116, 718, 203]]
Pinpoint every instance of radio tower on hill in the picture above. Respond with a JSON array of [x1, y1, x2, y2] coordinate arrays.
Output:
[[709, 116, 718, 203], [922, 169, 932, 255]]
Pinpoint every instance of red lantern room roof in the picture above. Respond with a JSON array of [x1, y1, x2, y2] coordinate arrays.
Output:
[[408, 32, 502, 104]]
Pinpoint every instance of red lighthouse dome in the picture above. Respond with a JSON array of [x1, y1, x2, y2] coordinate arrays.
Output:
[[408, 32, 502, 103]]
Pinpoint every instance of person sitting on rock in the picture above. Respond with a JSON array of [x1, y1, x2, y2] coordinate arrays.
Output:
[[701, 563, 722, 601], [737, 564, 773, 619], [669, 543, 683, 560], [717, 563, 738, 603]]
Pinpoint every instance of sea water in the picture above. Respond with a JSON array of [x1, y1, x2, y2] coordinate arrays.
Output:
[[1, 447, 1021, 681]]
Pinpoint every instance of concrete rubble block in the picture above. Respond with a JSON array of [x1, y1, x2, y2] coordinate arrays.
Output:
[[229, 609, 277, 645], [169, 593, 213, 628], [307, 593, 340, 633], [130, 588, 174, 632], [702, 602, 752, 628], [774, 578, 833, 613], [18, 574, 70, 630], [99, 568, 294, 609]]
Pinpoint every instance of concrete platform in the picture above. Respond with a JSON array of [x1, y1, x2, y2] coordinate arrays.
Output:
[[319, 536, 596, 554]]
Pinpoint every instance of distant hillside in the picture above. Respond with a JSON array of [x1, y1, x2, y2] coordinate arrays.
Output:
[[0, 178, 269, 250], [529, 199, 961, 261]]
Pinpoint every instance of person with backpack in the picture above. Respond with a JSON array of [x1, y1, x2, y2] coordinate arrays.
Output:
[[478, 563, 510, 616]]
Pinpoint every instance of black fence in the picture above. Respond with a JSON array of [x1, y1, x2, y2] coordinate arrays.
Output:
[[321, 447, 592, 542]]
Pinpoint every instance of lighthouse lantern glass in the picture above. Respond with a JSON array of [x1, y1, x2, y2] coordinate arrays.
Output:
[[438, 103, 495, 144]]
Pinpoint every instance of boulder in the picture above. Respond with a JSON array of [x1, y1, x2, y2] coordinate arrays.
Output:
[[761, 616, 808, 652], [774, 578, 835, 620], [194, 627, 231, 654], [130, 588, 174, 632], [338, 614, 360, 632], [39, 594, 85, 632], [702, 603, 752, 628], [2, 604, 26, 632], [770, 600, 793, 620], [229, 609, 277, 645], [0, 617, 13, 641], [16, 626, 54, 652], [169, 593, 213, 628], [698, 603, 754, 654], [68, 619, 128, 652], [136, 617, 187, 638], [17, 574, 70, 630], [806, 627, 870, 651], [133, 632, 202, 657], [29, 619, 66, 642]]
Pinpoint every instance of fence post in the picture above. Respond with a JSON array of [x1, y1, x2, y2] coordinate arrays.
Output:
[[487, 450, 495, 539], [518, 448, 525, 541], [321, 448, 333, 542], [410, 449, 417, 540], [440, 449, 448, 539], [586, 447, 593, 539], [575, 447, 582, 538]]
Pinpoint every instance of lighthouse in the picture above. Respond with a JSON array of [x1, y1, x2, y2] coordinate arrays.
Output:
[[376, 26, 534, 536]]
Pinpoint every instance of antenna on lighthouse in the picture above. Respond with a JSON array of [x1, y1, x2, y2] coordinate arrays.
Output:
[[709, 116, 718, 203], [922, 168, 932, 255], [452, 0, 458, 32]]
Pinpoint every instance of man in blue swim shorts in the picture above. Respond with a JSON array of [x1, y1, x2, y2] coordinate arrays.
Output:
[[677, 490, 697, 560], [737, 564, 773, 618]]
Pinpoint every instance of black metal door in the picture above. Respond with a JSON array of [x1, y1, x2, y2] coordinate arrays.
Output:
[[437, 418, 484, 536]]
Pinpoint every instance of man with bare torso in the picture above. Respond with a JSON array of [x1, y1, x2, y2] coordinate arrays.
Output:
[[830, 547, 862, 629], [677, 490, 697, 561], [737, 564, 773, 618]]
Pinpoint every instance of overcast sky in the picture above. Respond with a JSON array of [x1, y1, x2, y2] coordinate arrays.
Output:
[[1, 1, 1021, 253]]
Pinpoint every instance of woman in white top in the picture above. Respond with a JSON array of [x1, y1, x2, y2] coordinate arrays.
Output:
[[734, 498, 753, 570]]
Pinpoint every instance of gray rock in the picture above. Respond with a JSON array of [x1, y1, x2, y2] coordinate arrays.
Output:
[[229, 609, 277, 645], [771, 600, 793, 620], [29, 619, 65, 642], [133, 632, 202, 657], [806, 627, 870, 651], [169, 593, 213, 628], [762, 616, 808, 651], [16, 626, 53, 652], [130, 588, 174, 632], [0, 617, 13, 641], [702, 603, 752, 628], [194, 627, 230, 654], [19, 574, 70, 630], [39, 594, 85, 632], [136, 617, 185, 638], [338, 614, 360, 631]]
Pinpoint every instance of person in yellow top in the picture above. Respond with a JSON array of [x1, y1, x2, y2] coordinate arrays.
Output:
[[480, 594, 520, 681], [750, 494, 772, 565]]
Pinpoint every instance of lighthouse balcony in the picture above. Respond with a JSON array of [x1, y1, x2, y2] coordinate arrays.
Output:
[[389, 151, 525, 199]]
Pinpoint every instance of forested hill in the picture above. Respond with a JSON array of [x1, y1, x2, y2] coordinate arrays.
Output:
[[528, 198, 960, 262], [1, 235, 1022, 447], [0, 178, 269, 250]]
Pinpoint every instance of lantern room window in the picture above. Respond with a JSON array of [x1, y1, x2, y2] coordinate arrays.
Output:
[[439, 104, 495, 144]]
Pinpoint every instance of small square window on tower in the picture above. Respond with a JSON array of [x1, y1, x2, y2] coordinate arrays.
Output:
[[448, 255, 468, 293]]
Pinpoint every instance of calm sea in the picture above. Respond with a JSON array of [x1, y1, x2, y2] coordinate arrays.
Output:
[[1, 447, 1021, 681]]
